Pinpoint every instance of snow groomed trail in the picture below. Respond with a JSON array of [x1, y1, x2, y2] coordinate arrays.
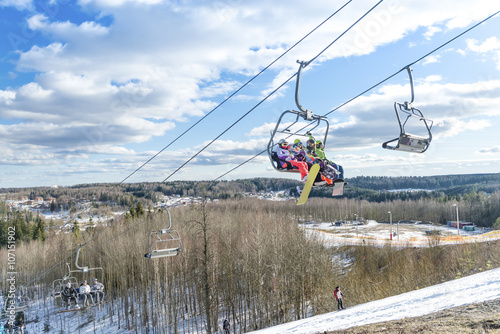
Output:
[[249, 268, 500, 334]]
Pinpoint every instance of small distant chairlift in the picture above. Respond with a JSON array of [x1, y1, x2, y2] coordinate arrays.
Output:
[[145, 209, 182, 259], [267, 60, 330, 172], [382, 66, 433, 153], [3, 285, 30, 313]]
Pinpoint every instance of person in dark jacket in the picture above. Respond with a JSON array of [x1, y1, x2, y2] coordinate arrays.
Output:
[[334, 286, 344, 310], [223, 318, 230, 333], [62, 282, 80, 310]]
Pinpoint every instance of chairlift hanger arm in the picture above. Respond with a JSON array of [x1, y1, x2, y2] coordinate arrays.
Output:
[[406, 66, 414, 106], [295, 60, 313, 120]]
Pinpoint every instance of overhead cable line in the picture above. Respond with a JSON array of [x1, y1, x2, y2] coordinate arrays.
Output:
[[64, 0, 355, 250], [51, 0, 383, 275], [22, 1, 353, 286], [215, 9, 500, 180], [102, 0, 353, 192], [160, 0, 384, 183]]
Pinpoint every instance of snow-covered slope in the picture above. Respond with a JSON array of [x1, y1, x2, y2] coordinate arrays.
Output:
[[249, 268, 500, 334]]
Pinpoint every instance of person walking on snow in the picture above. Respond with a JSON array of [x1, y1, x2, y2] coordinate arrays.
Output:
[[334, 286, 344, 310], [223, 318, 230, 334]]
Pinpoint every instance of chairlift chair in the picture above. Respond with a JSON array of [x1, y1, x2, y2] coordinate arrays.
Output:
[[145, 209, 182, 259], [3, 286, 30, 313], [268, 60, 330, 172], [66, 246, 105, 304], [382, 67, 433, 153], [52, 273, 78, 298]]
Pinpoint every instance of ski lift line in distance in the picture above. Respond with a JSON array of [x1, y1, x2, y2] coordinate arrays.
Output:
[[145, 208, 182, 259], [268, 60, 330, 173], [382, 66, 433, 153]]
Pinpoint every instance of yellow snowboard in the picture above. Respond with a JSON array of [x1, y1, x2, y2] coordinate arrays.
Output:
[[297, 164, 320, 206]]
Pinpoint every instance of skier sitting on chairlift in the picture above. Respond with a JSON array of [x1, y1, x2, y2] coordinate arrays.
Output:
[[62, 282, 80, 310], [307, 132, 344, 181], [90, 278, 104, 303], [274, 139, 310, 182], [79, 280, 93, 306]]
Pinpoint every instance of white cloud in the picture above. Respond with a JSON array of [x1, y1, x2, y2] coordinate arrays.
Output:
[[423, 75, 442, 83], [466, 37, 500, 70], [422, 55, 441, 65], [466, 37, 500, 53], [476, 145, 500, 154], [423, 26, 442, 40], [0, 0, 32, 10]]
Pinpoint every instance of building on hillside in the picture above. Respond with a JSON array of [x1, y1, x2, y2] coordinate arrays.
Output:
[[34, 196, 44, 202], [447, 221, 474, 229]]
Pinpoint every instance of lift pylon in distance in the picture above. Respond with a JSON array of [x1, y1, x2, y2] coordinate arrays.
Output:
[[382, 66, 433, 153]]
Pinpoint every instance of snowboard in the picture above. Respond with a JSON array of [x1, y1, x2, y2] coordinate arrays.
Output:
[[297, 164, 320, 206]]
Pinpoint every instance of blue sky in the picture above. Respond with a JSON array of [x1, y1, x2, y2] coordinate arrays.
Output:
[[1, 0, 500, 188]]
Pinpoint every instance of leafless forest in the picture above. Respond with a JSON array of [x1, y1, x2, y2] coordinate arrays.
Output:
[[2, 197, 500, 333]]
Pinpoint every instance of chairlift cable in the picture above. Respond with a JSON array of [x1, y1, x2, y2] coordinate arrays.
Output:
[[96, 0, 353, 192], [324, 9, 500, 118], [215, 9, 500, 179], [17, 2, 355, 282], [27, 1, 376, 286], [158, 1, 384, 184]]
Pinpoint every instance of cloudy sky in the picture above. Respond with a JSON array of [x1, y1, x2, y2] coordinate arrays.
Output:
[[1, 0, 499, 188]]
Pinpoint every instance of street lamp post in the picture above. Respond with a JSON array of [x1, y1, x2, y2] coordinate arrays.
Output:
[[452, 204, 459, 236], [397, 220, 399, 241], [388, 211, 392, 240]]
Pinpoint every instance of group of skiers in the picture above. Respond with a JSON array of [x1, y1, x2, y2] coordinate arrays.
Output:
[[61, 278, 104, 310], [273, 131, 344, 186], [0, 313, 25, 334]]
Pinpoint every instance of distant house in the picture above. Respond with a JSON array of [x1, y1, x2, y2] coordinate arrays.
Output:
[[447, 221, 474, 229], [34, 196, 44, 202], [46, 197, 56, 203], [20, 196, 29, 201]]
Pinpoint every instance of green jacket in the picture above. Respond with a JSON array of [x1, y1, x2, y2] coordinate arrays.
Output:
[[308, 134, 327, 159]]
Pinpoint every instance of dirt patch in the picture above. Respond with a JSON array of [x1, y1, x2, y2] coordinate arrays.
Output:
[[324, 298, 500, 334]]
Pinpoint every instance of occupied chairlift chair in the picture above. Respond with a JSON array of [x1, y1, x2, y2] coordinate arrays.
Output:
[[382, 66, 433, 153], [145, 209, 182, 259], [52, 270, 78, 298], [67, 245, 105, 304], [267, 60, 330, 172]]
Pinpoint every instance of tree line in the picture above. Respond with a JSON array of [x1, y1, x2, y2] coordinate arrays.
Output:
[[1, 198, 499, 334]]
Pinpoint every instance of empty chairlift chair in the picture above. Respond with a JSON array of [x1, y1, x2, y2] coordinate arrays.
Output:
[[145, 209, 182, 259], [382, 66, 433, 153]]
